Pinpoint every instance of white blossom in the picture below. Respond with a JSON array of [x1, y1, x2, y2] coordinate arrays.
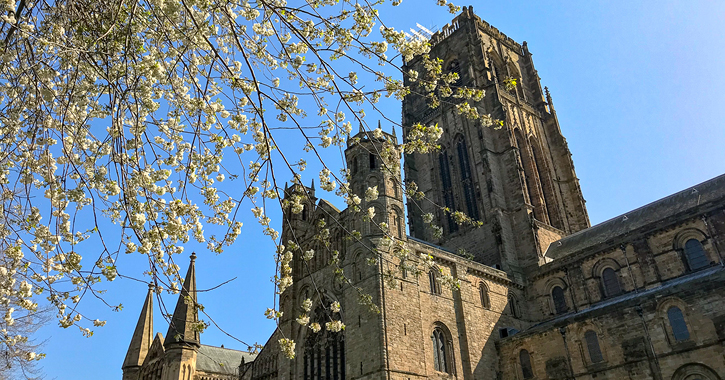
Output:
[[325, 320, 345, 332], [365, 186, 379, 202]]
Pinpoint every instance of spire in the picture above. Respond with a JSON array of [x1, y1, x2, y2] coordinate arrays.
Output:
[[358, 121, 364, 133], [122, 284, 155, 371], [165, 253, 200, 348], [545, 86, 555, 112], [377, 120, 381, 130], [310, 179, 315, 190]]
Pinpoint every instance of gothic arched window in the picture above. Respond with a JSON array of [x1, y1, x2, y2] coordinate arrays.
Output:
[[601, 268, 622, 298], [584, 330, 604, 363], [551, 286, 568, 314], [438, 151, 457, 233], [479, 283, 490, 309], [684, 239, 709, 271], [304, 301, 345, 380], [529, 136, 562, 229], [431, 327, 449, 373], [369, 153, 377, 170], [519, 349, 534, 379], [515, 129, 548, 223], [456, 137, 479, 220], [667, 306, 690, 342], [429, 269, 441, 295]]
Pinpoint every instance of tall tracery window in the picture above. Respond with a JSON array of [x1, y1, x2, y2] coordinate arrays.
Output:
[[584, 330, 604, 363], [601, 268, 622, 298], [684, 238, 709, 271], [667, 306, 690, 342], [515, 129, 548, 223], [519, 349, 533, 379], [456, 137, 479, 220], [479, 283, 490, 309], [551, 286, 568, 314], [303, 302, 345, 380], [429, 269, 441, 295], [438, 151, 457, 233], [529, 136, 562, 229], [369, 153, 377, 170], [431, 327, 449, 373]]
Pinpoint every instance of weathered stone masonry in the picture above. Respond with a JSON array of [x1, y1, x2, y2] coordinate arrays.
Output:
[[122, 6, 725, 380]]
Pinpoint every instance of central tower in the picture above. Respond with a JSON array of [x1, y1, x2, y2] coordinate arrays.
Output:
[[403, 6, 589, 279]]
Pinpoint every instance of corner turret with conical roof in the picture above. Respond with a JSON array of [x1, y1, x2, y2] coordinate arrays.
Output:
[[122, 283, 155, 380]]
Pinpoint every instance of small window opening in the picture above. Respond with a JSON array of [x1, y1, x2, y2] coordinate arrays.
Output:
[[667, 306, 690, 342], [684, 238, 709, 271], [552, 286, 568, 314]]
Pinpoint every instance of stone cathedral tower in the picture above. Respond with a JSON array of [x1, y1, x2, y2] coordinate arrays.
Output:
[[123, 7, 725, 380], [403, 7, 589, 279]]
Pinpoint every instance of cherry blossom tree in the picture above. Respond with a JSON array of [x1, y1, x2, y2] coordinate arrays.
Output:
[[0, 0, 491, 364]]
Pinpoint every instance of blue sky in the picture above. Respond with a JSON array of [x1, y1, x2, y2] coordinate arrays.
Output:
[[36, 1, 725, 378]]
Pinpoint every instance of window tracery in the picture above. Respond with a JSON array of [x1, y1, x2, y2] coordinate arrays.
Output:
[[438, 150, 457, 233], [456, 137, 479, 220], [431, 326, 452, 373], [303, 299, 345, 380]]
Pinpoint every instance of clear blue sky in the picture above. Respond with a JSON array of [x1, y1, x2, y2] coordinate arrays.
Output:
[[37, 1, 725, 378]]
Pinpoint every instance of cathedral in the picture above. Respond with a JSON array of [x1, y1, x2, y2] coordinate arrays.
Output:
[[122, 6, 725, 380]]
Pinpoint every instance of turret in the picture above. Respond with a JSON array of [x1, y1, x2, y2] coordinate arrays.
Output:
[[122, 284, 155, 380], [281, 179, 318, 244], [345, 122, 405, 239], [162, 253, 200, 380]]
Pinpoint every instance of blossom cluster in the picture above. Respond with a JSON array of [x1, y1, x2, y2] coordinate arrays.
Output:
[[0, 0, 491, 365]]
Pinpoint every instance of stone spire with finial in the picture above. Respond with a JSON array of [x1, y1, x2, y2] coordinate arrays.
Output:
[[121, 283, 155, 380], [164, 253, 200, 348]]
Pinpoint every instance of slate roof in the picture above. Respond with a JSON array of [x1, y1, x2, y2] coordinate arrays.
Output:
[[196, 345, 257, 375], [545, 173, 725, 260], [503, 265, 725, 342]]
